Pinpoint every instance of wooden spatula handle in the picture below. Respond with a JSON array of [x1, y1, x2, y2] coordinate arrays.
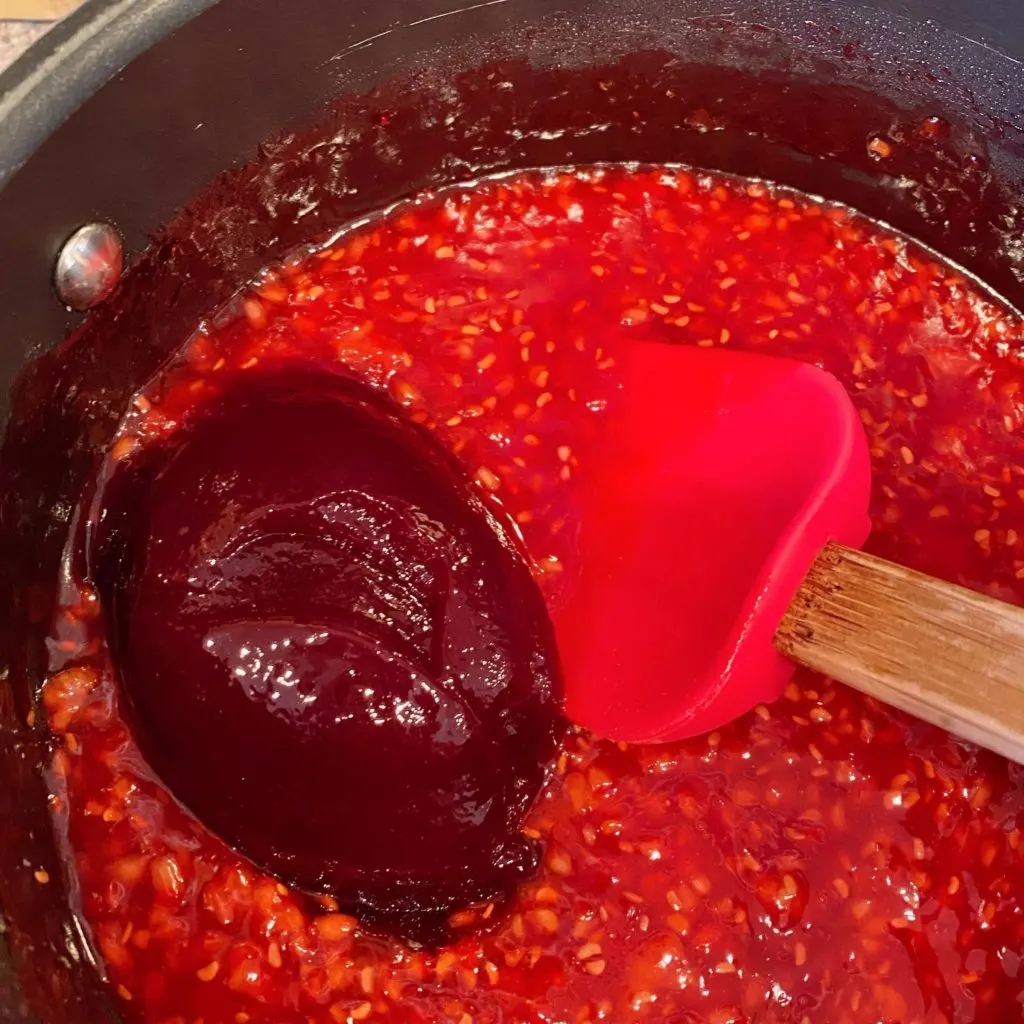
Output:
[[775, 542, 1024, 764]]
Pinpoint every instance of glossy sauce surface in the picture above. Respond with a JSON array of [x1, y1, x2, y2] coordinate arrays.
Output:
[[42, 165, 1024, 1022], [91, 370, 563, 941]]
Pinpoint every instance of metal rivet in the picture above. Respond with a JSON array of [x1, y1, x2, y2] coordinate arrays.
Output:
[[54, 222, 125, 311]]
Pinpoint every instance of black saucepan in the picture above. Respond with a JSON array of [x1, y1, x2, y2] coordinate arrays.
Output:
[[1, 1, 1022, 1019]]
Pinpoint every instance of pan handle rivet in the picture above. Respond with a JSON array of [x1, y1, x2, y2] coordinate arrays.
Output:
[[54, 222, 125, 311]]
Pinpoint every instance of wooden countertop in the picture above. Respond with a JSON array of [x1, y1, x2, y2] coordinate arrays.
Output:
[[0, 0, 84, 74], [0, 20, 50, 71]]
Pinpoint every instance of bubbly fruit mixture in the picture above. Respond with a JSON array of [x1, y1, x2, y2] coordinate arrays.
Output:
[[91, 368, 563, 944], [42, 165, 1024, 1023]]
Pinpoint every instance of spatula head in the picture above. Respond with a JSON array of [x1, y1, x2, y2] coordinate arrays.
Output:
[[555, 343, 872, 743]]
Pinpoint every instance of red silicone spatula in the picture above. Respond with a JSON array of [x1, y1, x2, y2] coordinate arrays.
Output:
[[554, 343, 1024, 763]]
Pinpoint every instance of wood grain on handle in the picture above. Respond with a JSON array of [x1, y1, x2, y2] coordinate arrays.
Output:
[[776, 542, 1024, 764]]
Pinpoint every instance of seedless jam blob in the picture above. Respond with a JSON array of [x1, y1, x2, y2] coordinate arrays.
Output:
[[90, 369, 564, 941], [41, 165, 1024, 1022]]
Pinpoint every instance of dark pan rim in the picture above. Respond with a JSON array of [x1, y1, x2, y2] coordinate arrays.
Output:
[[0, 0, 217, 186]]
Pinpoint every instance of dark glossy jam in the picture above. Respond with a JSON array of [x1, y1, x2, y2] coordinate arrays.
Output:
[[90, 369, 563, 942], [42, 165, 1024, 1022]]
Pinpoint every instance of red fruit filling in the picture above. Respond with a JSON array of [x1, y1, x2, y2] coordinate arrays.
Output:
[[39, 165, 1024, 1023], [90, 369, 563, 944]]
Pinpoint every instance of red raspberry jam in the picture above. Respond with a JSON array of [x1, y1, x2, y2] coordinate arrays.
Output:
[[90, 369, 564, 944], [43, 165, 1024, 1023]]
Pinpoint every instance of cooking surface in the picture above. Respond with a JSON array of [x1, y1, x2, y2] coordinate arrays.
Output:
[[35, 164, 1024, 1022], [4, 5, 1024, 1020]]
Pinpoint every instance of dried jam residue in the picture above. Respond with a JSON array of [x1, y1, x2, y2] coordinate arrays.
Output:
[[89, 369, 563, 944], [42, 166, 1024, 1022]]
